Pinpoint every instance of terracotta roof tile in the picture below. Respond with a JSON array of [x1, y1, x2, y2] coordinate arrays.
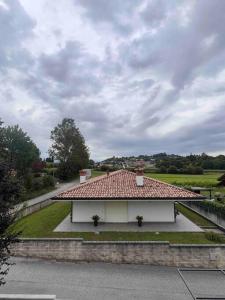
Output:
[[53, 170, 204, 201]]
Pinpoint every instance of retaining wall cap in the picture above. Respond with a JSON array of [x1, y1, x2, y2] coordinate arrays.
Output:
[[169, 244, 225, 248], [19, 238, 83, 242], [17, 238, 225, 247], [82, 241, 170, 245], [0, 295, 56, 300]]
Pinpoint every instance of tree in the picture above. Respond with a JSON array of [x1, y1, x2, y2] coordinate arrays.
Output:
[[3, 125, 40, 176], [0, 120, 6, 161], [49, 118, 89, 180], [218, 174, 225, 186], [0, 162, 22, 285], [168, 166, 178, 174]]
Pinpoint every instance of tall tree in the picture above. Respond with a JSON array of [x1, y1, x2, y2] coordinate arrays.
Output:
[[0, 120, 6, 161], [0, 162, 22, 285], [3, 125, 40, 175], [49, 118, 89, 179]]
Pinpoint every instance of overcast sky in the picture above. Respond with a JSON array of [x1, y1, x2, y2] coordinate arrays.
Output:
[[0, 0, 225, 161]]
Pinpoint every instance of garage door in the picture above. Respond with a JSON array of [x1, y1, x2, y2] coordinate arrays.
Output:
[[105, 201, 128, 223]]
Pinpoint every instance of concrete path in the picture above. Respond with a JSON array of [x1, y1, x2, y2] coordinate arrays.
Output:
[[16, 179, 79, 211], [54, 213, 203, 232], [0, 257, 193, 300]]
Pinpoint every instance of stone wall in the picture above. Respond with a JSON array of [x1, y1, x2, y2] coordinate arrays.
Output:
[[12, 238, 225, 268]]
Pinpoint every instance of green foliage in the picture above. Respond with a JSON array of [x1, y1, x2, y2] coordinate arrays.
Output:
[[49, 118, 89, 180], [205, 231, 225, 243], [23, 174, 55, 201], [197, 200, 225, 218], [42, 175, 55, 188], [92, 215, 100, 226], [155, 153, 225, 171], [24, 174, 33, 190], [43, 167, 57, 176], [2, 125, 40, 176], [0, 162, 23, 285], [168, 166, 178, 174]]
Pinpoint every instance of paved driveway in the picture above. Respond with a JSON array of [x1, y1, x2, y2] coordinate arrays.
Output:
[[1, 257, 193, 300]]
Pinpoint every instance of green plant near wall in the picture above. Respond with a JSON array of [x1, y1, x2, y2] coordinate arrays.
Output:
[[205, 231, 225, 243], [92, 215, 100, 226]]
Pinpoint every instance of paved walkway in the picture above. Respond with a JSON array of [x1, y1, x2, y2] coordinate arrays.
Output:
[[54, 213, 203, 232], [15, 179, 79, 211]]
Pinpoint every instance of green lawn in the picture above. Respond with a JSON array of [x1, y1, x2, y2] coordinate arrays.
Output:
[[91, 170, 106, 177], [145, 172, 222, 187], [11, 202, 224, 244]]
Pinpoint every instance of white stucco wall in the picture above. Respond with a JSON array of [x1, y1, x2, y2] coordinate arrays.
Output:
[[105, 201, 128, 222], [128, 201, 174, 222], [72, 201, 105, 222], [72, 200, 175, 223]]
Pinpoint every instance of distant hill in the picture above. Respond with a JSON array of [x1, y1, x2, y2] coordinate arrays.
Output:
[[95, 153, 225, 174]]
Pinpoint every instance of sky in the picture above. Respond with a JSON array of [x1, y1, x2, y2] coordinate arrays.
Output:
[[0, 0, 225, 161]]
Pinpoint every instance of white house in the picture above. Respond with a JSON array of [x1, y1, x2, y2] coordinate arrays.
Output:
[[53, 169, 204, 223]]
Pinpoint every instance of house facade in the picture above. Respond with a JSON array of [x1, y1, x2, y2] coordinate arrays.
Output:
[[53, 170, 204, 223]]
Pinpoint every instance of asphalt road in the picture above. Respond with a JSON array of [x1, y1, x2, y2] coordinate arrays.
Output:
[[0, 257, 194, 300]]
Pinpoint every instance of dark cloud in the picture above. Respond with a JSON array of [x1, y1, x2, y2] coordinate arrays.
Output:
[[0, 0, 225, 159], [74, 0, 142, 35], [140, 0, 169, 28], [0, 0, 35, 71]]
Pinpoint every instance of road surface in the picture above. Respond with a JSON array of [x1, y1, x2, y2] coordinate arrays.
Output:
[[0, 257, 194, 300]]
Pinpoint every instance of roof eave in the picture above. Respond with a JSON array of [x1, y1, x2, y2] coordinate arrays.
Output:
[[52, 196, 206, 201]]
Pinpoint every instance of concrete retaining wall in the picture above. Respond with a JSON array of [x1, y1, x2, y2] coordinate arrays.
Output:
[[11, 238, 225, 268]]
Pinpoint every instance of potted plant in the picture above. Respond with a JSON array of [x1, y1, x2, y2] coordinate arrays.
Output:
[[92, 215, 100, 226], [136, 215, 143, 227]]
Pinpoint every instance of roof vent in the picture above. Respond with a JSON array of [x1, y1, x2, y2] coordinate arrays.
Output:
[[136, 169, 144, 187], [79, 170, 87, 184]]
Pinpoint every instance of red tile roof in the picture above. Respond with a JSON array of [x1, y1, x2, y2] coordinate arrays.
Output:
[[53, 170, 204, 201]]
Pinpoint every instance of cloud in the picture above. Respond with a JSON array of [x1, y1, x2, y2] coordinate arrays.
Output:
[[74, 0, 142, 36], [0, 0, 225, 160]]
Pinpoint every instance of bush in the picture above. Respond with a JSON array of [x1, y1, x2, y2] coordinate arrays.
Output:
[[31, 177, 43, 190], [42, 175, 55, 188], [92, 215, 100, 226], [158, 166, 167, 174], [196, 200, 225, 218], [168, 166, 178, 174], [205, 231, 224, 243], [24, 174, 33, 190], [33, 172, 42, 178], [136, 215, 143, 227]]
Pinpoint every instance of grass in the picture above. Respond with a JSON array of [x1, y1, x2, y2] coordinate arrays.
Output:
[[11, 202, 225, 244], [91, 170, 106, 177], [176, 203, 215, 227], [145, 172, 223, 187]]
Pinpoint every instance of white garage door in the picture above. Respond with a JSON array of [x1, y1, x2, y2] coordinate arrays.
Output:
[[105, 201, 128, 223]]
